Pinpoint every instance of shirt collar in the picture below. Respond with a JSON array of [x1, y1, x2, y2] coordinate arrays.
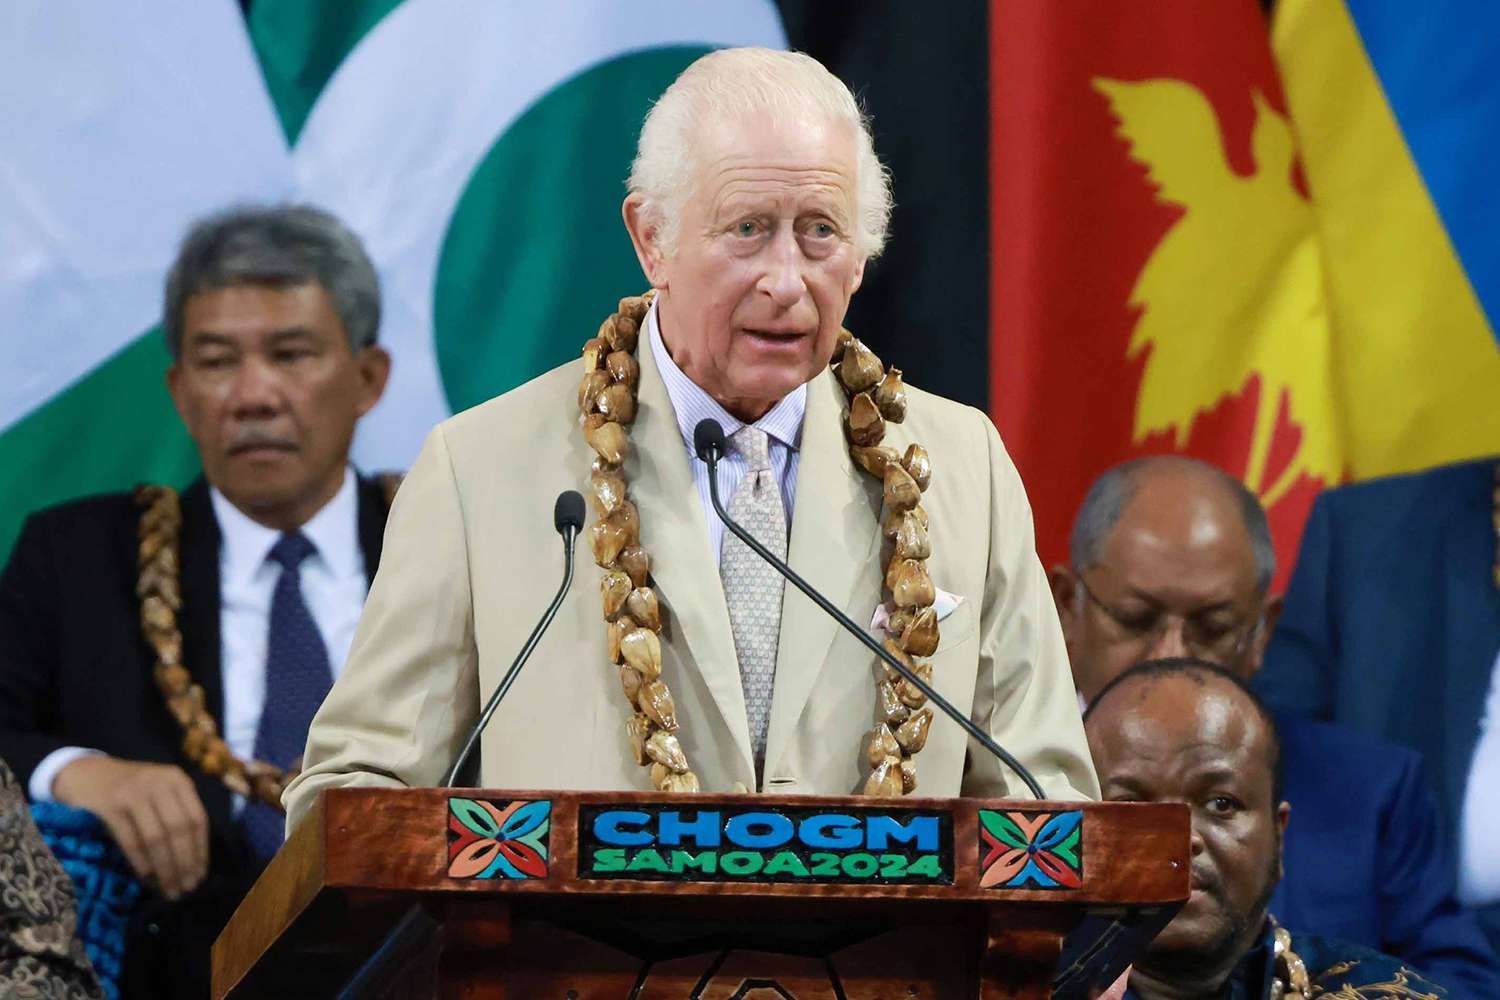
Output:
[[646, 295, 806, 454], [210, 466, 361, 587]]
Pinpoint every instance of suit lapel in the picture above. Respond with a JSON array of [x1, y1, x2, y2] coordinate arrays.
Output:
[[178, 480, 224, 722], [1440, 461, 1500, 818], [631, 334, 755, 779], [764, 369, 883, 775], [355, 474, 387, 583]]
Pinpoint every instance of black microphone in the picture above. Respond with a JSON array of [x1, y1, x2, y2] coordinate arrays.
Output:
[[441, 490, 586, 787], [693, 418, 1046, 799]]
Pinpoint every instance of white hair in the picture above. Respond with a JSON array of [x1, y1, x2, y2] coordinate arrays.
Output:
[[628, 47, 893, 259]]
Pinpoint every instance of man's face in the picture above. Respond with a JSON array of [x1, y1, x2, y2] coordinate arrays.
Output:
[[1051, 468, 1277, 703], [625, 111, 867, 421], [1086, 675, 1289, 969], [167, 283, 390, 530]]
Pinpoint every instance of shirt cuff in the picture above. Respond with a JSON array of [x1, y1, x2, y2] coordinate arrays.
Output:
[[28, 746, 104, 803]]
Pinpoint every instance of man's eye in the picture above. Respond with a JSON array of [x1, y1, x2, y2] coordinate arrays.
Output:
[[274, 349, 314, 364], [1206, 796, 1240, 815], [1117, 611, 1159, 634], [1193, 619, 1236, 640], [735, 221, 760, 237], [810, 222, 835, 238], [195, 356, 234, 370]]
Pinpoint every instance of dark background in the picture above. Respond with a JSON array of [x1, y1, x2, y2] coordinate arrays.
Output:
[[775, 0, 992, 408]]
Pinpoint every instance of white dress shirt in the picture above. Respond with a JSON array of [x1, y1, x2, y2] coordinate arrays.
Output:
[[647, 297, 805, 564], [1459, 642, 1500, 905], [29, 468, 369, 802]]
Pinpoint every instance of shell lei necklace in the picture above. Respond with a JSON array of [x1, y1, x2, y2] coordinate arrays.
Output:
[[578, 292, 941, 797]]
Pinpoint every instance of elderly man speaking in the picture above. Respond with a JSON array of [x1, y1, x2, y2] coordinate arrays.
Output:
[[285, 48, 1095, 825]]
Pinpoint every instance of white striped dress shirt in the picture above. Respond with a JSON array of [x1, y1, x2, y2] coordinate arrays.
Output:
[[646, 298, 805, 564]]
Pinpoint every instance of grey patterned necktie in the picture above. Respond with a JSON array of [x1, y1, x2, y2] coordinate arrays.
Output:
[[720, 425, 788, 772]]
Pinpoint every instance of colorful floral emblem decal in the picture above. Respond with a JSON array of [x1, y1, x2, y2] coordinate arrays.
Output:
[[446, 798, 551, 880], [978, 809, 1083, 889]]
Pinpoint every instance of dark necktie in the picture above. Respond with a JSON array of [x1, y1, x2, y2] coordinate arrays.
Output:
[[240, 532, 334, 859]]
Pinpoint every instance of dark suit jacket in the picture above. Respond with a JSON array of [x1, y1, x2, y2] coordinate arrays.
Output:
[[1271, 714, 1500, 999], [1259, 457, 1500, 947], [0, 477, 387, 997]]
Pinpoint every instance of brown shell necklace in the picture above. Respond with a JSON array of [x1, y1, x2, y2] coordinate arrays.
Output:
[[579, 292, 941, 797]]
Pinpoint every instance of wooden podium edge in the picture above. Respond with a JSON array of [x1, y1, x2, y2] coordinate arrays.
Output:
[[212, 793, 328, 998]]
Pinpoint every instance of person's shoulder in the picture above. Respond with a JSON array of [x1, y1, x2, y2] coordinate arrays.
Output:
[[1275, 712, 1420, 768], [899, 381, 1000, 458], [1292, 929, 1448, 997], [902, 380, 987, 425], [16, 490, 141, 541], [437, 359, 579, 449], [1275, 714, 1425, 805]]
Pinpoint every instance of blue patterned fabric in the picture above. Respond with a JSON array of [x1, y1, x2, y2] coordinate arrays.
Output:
[[240, 532, 333, 859], [30, 803, 140, 1000], [1120, 921, 1452, 999]]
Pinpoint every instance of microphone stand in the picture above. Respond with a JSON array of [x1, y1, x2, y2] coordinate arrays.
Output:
[[344, 495, 583, 999], [701, 430, 1045, 799]]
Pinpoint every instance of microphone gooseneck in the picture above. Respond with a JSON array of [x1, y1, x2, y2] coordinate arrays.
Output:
[[693, 418, 1046, 799], [441, 489, 585, 787]]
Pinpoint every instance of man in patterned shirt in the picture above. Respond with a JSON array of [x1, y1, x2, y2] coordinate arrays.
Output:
[[1085, 659, 1449, 1000]]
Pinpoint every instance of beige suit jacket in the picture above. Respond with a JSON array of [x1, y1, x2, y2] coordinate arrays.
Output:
[[285, 333, 1098, 830]]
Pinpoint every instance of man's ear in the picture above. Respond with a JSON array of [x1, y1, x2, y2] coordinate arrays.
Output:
[[622, 195, 668, 288], [354, 345, 392, 417], [1274, 800, 1291, 877], [1249, 593, 1284, 672], [165, 363, 189, 424], [848, 252, 868, 296], [1048, 564, 1079, 639]]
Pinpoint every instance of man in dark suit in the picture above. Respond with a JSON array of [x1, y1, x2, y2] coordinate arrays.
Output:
[[1259, 457, 1500, 948], [1050, 456, 1500, 998], [0, 204, 393, 998]]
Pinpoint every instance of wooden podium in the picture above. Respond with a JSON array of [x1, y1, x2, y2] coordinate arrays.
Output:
[[213, 789, 1187, 999]]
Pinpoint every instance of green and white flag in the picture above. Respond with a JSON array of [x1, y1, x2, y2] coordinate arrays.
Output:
[[0, 0, 785, 557]]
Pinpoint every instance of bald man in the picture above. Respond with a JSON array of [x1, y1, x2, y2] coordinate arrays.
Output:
[[1053, 457, 1500, 998], [1086, 658, 1450, 1000]]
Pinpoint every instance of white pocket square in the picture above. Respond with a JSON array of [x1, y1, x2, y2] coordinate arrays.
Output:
[[869, 588, 965, 634]]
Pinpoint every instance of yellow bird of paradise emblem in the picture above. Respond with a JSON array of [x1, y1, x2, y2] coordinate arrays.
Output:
[[1093, 77, 1342, 505]]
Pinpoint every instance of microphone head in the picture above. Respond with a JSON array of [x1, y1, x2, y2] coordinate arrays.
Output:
[[693, 418, 727, 462], [554, 490, 586, 534]]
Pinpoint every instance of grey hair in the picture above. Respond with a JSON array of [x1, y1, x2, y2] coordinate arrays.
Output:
[[628, 47, 893, 259], [1070, 456, 1276, 595], [163, 204, 381, 358]]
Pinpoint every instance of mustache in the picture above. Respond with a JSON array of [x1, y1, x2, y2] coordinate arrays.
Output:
[[227, 427, 298, 452]]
